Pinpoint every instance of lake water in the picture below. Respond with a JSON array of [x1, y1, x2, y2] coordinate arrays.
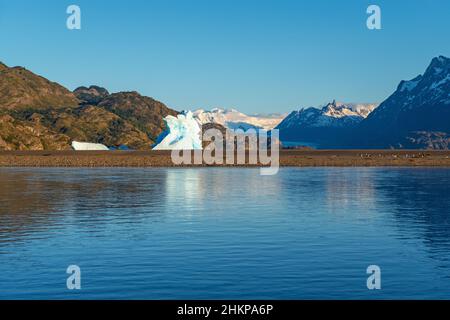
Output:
[[0, 167, 449, 300]]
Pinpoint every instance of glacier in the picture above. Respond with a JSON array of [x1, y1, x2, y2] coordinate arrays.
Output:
[[193, 108, 285, 130], [153, 111, 203, 150], [72, 141, 109, 151]]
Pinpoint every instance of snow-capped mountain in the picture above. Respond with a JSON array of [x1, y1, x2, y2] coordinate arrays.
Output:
[[192, 108, 285, 131], [276, 100, 378, 146], [356, 55, 450, 149], [276, 56, 450, 149], [278, 100, 377, 129]]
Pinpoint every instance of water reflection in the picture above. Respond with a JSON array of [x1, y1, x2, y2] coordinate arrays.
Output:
[[164, 168, 283, 207], [0, 170, 62, 245], [0, 167, 450, 299], [373, 168, 450, 256], [323, 169, 377, 214], [1, 168, 449, 250], [0, 169, 169, 246]]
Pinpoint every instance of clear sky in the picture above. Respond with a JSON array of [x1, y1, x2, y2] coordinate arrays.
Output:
[[0, 0, 449, 113]]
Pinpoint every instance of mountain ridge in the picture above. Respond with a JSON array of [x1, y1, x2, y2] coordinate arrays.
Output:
[[276, 101, 378, 146], [354, 55, 450, 148], [0, 62, 79, 110], [193, 108, 285, 131], [0, 62, 178, 150], [1, 56, 449, 150], [276, 56, 450, 149]]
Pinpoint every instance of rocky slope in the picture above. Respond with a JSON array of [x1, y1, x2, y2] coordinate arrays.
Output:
[[0, 62, 178, 150], [0, 63, 79, 110], [0, 114, 71, 150], [355, 55, 450, 149], [98, 91, 177, 142]]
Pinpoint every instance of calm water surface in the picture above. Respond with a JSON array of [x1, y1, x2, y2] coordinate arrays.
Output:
[[0, 167, 449, 299]]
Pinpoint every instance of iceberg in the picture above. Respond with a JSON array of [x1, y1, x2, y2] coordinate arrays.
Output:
[[72, 141, 109, 151], [153, 111, 202, 150]]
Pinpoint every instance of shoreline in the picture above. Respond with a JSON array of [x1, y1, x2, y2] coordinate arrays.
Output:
[[0, 150, 449, 167]]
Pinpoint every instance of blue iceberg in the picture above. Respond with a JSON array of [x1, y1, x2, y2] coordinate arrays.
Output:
[[153, 111, 202, 150]]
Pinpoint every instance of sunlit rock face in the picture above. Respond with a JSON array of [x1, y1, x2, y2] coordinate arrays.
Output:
[[153, 111, 202, 150]]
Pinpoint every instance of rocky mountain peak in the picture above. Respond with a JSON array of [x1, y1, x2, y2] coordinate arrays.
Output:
[[421, 55, 450, 82], [427, 55, 450, 70], [74, 85, 110, 105]]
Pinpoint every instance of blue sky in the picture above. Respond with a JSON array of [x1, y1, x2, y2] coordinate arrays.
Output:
[[0, 0, 449, 113]]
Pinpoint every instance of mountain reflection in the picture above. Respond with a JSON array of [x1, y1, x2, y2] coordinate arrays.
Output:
[[322, 168, 377, 216], [164, 168, 283, 211], [373, 168, 450, 254], [1, 167, 450, 299], [1, 167, 450, 259], [0, 170, 60, 245], [0, 169, 168, 246]]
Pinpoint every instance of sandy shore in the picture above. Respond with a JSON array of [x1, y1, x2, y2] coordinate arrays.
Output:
[[0, 150, 449, 167]]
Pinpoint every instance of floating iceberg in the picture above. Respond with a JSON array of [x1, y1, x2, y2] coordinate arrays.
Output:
[[153, 111, 202, 150], [72, 141, 109, 151]]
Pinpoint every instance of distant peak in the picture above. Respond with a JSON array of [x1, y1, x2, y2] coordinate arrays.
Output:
[[0, 61, 8, 70], [73, 85, 109, 94], [436, 55, 449, 63], [111, 90, 142, 97], [73, 85, 110, 105], [425, 55, 450, 75], [324, 99, 343, 109], [433, 55, 449, 66], [89, 85, 108, 91]]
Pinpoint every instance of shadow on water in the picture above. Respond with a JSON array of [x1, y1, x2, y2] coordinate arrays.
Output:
[[372, 168, 450, 257], [0, 168, 170, 247]]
